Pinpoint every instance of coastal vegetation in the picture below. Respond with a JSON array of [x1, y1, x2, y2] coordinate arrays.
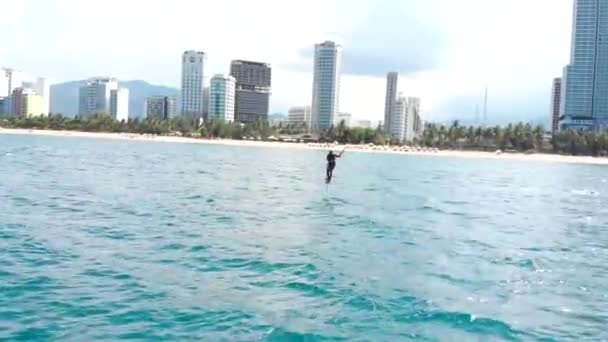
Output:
[[0, 114, 388, 145], [1, 114, 608, 156], [422, 121, 608, 156]]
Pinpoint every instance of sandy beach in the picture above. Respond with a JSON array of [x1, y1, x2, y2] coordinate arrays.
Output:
[[1, 127, 608, 166]]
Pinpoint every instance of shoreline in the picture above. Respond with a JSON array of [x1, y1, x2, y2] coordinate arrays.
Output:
[[1, 127, 608, 166]]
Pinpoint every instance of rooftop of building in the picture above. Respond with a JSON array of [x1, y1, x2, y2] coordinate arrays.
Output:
[[183, 50, 206, 55], [230, 60, 271, 67], [317, 40, 342, 48]]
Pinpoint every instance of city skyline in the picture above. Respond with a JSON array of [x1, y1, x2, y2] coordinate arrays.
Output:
[[1, 0, 574, 125]]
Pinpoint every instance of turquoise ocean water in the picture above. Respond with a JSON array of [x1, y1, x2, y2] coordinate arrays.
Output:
[[1, 134, 607, 341]]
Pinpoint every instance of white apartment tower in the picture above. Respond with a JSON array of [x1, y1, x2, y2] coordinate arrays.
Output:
[[181, 50, 206, 121], [406, 97, 420, 142], [78, 77, 119, 117], [391, 95, 408, 142], [390, 95, 421, 143], [208, 74, 236, 122], [311, 41, 343, 131], [110, 88, 130, 121]]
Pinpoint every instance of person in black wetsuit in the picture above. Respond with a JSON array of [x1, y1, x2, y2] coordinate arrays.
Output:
[[326, 149, 344, 183]]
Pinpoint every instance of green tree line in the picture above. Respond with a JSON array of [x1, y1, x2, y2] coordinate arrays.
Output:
[[422, 121, 608, 156], [0, 114, 388, 144], [3, 114, 606, 156]]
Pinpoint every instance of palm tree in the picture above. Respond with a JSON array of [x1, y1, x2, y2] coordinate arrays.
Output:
[[533, 125, 544, 151], [336, 120, 347, 143]]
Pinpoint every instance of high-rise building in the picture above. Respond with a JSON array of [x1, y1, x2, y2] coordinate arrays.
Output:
[[208, 74, 236, 122], [145, 96, 176, 120], [389, 96, 422, 143], [34, 77, 50, 116], [288, 106, 312, 130], [336, 112, 352, 127], [230, 60, 271, 124], [550, 78, 562, 133], [203, 86, 210, 121], [0, 97, 7, 116], [78, 77, 119, 117], [1, 68, 23, 97], [311, 41, 343, 131], [110, 88, 129, 121], [384, 72, 399, 134], [181, 50, 206, 121], [390, 95, 407, 142], [560, 0, 608, 131], [406, 97, 421, 141], [11, 88, 44, 117]]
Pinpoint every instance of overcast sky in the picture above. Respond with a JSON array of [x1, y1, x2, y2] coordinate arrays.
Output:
[[1, 0, 573, 124]]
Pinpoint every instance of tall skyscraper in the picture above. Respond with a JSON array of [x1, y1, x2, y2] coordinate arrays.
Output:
[[311, 41, 343, 131], [110, 88, 129, 121], [203, 86, 210, 121], [34, 78, 50, 116], [550, 78, 562, 133], [145, 96, 176, 120], [288, 106, 312, 130], [230, 60, 271, 124], [384, 72, 399, 134], [78, 77, 119, 117], [560, 0, 608, 130], [406, 97, 421, 141], [181, 50, 206, 121], [208, 74, 236, 122]]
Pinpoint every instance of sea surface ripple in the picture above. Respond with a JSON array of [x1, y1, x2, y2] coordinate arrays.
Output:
[[1, 134, 607, 341]]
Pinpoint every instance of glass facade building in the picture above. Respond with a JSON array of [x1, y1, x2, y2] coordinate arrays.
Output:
[[561, 0, 608, 130], [209, 75, 236, 122], [311, 41, 343, 131]]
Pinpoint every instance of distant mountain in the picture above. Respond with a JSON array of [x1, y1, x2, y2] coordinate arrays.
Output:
[[269, 112, 287, 120], [50, 80, 179, 118]]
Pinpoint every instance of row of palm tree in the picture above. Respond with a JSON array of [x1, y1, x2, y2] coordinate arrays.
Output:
[[3, 114, 607, 156], [421, 121, 545, 151], [0, 114, 390, 145], [422, 121, 608, 156], [0, 114, 278, 139], [321, 120, 387, 145]]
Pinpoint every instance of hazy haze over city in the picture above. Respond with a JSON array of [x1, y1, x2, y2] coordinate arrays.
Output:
[[1, 0, 572, 124]]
